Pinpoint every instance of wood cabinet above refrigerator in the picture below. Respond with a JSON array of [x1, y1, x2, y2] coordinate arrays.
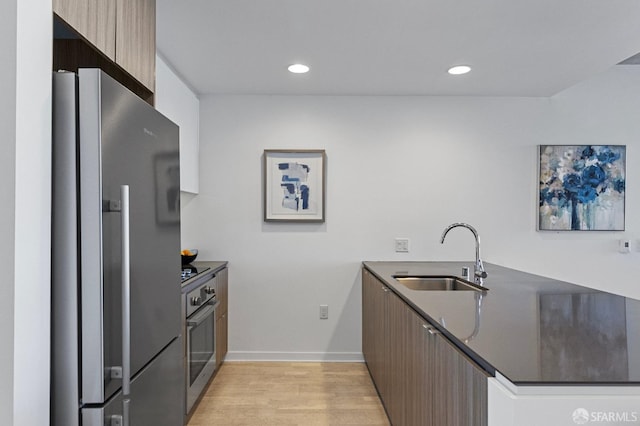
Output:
[[115, 0, 155, 92], [52, 0, 116, 60], [53, 0, 156, 102]]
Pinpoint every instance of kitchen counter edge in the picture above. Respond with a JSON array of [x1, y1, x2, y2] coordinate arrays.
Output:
[[181, 261, 228, 291]]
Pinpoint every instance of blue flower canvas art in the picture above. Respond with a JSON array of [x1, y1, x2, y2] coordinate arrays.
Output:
[[539, 145, 625, 231]]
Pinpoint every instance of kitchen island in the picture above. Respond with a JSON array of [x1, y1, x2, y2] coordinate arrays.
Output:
[[363, 261, 640, 426]]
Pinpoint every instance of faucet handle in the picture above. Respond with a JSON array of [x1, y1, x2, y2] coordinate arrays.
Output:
[[475, 269, 488, 279]]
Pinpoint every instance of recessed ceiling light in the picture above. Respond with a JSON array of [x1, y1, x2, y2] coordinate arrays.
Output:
[[448, 65, 471, 75], [288, 64, 310, 74]]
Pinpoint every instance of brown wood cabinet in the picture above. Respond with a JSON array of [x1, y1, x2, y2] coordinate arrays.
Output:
[[386, 283, 414, 425], [115, 0, 155, 91], [53, 0, 116, 59], [53, 0, 156, 98], [215, 267, 228, 368], [362, 269, 390, 406], [362, 268, 488, 426], [432, 330, 488, 426], [406, 308, 433, 424]]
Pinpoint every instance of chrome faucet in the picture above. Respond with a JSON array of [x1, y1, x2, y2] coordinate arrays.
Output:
[[440, 222, 488, 286]]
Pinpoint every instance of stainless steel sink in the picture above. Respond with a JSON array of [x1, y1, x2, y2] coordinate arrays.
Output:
[[393, 276, 487, 292]]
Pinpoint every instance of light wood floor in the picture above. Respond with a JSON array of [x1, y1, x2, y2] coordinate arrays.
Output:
[[187, 362, 390, 426]]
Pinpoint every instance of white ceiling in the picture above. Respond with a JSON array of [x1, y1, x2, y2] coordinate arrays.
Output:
[[156, 0, 640, 97]]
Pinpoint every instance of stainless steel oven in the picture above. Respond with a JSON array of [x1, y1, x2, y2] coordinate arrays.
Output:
[[184, 274, 219, 414]]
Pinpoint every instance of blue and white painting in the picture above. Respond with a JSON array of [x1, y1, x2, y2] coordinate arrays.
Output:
[[278, 162, 311, 211], [264, 150, 325, 222], [539, 145, 625, 231]]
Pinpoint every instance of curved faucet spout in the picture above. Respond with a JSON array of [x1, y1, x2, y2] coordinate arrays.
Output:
[[440, 222, 487, 286], [440, 222, 479, 244]]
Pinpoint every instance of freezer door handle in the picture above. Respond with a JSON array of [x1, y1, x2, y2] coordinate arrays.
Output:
[[121, 185, 131, 426]]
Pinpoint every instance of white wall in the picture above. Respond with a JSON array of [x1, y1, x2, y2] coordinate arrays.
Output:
[[155, 54, 200, 194], [0, 0, 52, 424], [501, 66, 639, 294], [181, 66, 640, 360]]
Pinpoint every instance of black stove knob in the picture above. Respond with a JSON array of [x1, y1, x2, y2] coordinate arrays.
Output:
[[190, 296, 202, 306]]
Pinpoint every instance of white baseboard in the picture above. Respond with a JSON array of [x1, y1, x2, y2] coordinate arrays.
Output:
[[224, 351, 364, 362]]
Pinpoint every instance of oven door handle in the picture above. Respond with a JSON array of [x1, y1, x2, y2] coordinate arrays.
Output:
[[187, 300, 220, 327]]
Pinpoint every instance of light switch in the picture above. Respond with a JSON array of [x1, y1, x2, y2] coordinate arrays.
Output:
[[395, 238, 409, 253], [320, 305, 329, 319]]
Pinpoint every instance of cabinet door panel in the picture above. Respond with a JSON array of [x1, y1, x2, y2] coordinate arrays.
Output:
[[406, 311, 434, 426], [116, 0, 156, 91], [362, 270, 374, 368], [433, 334, 488, 426], [54, 0, 116, 60], [362, 270, 389, 403], [216, 311, 227, 367], [215, 267, 228, 367], [218, 268, 228, 315], [387, 289, 410, 426]]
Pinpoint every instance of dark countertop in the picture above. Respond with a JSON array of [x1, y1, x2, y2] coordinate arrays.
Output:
[[181, 261, 228, 290], [363, 261, 640, 386]]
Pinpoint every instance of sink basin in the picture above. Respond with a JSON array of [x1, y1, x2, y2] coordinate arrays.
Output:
[[393, 275, 487, 292]]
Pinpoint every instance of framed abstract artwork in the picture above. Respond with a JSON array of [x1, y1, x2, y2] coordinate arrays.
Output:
[[263, 149, 326, 222], [538, 145, 626, 231]]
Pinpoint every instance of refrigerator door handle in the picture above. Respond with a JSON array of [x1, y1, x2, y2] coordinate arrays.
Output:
[[121, 185, 131, 426]]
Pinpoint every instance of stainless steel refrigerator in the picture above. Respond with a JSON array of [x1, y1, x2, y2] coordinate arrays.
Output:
[[52, 69, 184, 425]]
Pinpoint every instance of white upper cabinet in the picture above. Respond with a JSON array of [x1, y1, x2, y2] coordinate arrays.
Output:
[[155, 55, 200, 194]]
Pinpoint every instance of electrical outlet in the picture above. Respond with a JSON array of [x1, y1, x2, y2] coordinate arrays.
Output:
[[395, 238, 409, 253], [619, 239, 631, 253], [320, 305, 329, 319]]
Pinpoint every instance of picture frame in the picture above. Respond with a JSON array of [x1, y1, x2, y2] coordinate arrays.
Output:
[[538, 145, 626, 231], [263, 149, 326, 222]]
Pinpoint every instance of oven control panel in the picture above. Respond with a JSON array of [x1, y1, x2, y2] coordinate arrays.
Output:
[[185, 275, 217, 317]]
